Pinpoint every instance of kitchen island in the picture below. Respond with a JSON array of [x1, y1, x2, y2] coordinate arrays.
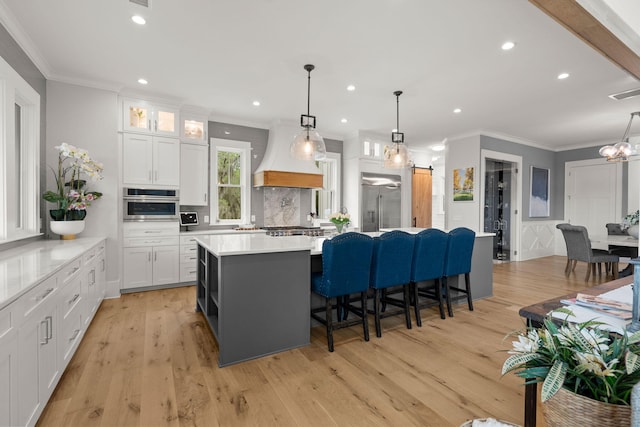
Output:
[[196, 229, 495, 367], [195, 234, 317, 367]]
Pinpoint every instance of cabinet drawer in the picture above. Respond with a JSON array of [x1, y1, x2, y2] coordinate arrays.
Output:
[[123, 222, 178, 238], [181, 253, 198, 264], [60, 277, 82, 320], [83, 247, 98, 265], [60, 257, 82, 284], [124, 236, 179, 247], [0, 305, 13, 339], [180, 235, 199, 245], [21, 276, 58, 319], [61, 311, 83, 363], [180, 265, 197, 282], [180, 244, 198, 255]]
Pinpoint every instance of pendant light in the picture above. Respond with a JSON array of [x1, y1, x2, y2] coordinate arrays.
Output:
[[290, 64, 326, 161], [384, 90, 410, 169], [599, 111, 640, 162]]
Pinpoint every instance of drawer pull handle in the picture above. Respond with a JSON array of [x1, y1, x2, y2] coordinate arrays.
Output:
[[189, 257, 197, 260], [70, 293, 80, 304], [144, 240, 161, 244], [69, 329, 80, 342], [68, 266, 80, 276], [144, 230, 162, 234], [37, 288, 55, 302], [40, 319, 49, 345], [189, 270, 197, 274]]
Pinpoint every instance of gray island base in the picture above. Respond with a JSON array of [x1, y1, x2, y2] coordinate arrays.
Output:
[[195, 235, 312, 367]]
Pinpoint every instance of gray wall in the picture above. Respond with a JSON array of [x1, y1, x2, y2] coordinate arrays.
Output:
[[179, 121, 343, 230], [0, 22, 46, 251]]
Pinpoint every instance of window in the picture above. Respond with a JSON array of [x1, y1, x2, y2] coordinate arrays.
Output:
[[312, 152, 341, 218], [210, 138, 251, 225], [0, 55, 40, 243]]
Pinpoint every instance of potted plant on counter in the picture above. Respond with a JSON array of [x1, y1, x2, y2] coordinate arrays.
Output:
[[43, 143, 103, 239], [622, 209, 639, 238], [329, 212, 350, 234], [502, 311, 640, 426]]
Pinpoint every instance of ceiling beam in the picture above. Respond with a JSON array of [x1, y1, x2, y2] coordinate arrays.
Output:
[[529, 0, 640, 81]]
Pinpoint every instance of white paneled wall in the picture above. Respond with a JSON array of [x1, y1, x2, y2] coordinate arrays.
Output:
[[520, 220, 558, 261]]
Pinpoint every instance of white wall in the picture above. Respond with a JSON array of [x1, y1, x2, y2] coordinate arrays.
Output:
[[445, 134, 481, 231], [46, 81, 120, 297]]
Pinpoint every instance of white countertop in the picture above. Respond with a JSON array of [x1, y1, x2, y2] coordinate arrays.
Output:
[[0, 237, 105, 310], [180, 229, 266, 236], [195, 234, 322, 256]]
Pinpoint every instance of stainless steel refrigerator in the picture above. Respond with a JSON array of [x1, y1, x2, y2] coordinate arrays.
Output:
[[361, 173, 402, 232]]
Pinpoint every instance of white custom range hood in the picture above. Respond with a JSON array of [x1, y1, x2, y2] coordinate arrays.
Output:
[[253, 121, 323, 188]]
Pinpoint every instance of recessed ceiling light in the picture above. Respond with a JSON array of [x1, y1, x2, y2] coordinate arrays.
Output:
[[341, 118, 348, 123], [138, 78, 148, 85], [131, 15, 146, 25], [558, 73, 570, 80], [224, 130, 231, 135], [252, 100, 260, 106], [347, 85, 356, 91], [432, 156, 440, 162], [392, 128, 398, 133], [501, 41, 515, 50], [453, 108, 462, 114], [431, 144, 445, 152]]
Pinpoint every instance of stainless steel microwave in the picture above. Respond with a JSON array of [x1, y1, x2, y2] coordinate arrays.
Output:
[[123, 188, 180, 221]]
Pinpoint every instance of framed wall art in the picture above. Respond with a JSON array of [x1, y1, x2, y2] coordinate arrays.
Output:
[[453, 167, 474, 201], [529, 166, 550, 217]]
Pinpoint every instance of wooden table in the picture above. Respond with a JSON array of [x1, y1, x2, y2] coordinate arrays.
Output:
[[517, 275, 633, 427]]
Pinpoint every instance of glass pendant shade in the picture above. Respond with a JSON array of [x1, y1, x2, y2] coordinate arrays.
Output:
[[291, 129, 326, 161], [384, 143, 410, 169], [600, 111, 640, 161], [384, 90, 411, 169]]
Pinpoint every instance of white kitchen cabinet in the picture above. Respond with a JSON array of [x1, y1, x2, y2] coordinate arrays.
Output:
[[179, 235, 199, 282], [122, 98, 179, 137], [122, 133, 180, 187], [180, 113, 208, 144], [0, 238, 106, 427], [17, 275, 60, 427], [180, 143, 209, 206], [82, 242, 105, 326], [123, 222, 180, 290], [0, 307, 18, 427], [343, 131, 386, 161]]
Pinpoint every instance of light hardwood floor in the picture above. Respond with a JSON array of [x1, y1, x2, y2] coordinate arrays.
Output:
[[36, 256, 621, 427]]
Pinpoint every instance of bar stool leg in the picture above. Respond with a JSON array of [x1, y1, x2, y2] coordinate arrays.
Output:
[[403, 284, 412, 329], [325, 296, 334, 352], [465, 273, 473, 311], [361, 291, 370, 342], [412, 282, 422, 327]]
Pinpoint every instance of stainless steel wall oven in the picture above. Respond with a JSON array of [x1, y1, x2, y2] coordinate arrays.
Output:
[[123, 188, 179, 221]]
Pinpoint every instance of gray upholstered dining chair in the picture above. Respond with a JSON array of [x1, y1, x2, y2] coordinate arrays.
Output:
[[556, 223, 619, 281]]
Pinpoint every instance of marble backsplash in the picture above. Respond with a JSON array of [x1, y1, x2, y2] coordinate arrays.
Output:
[[263, 187, 301, 226]]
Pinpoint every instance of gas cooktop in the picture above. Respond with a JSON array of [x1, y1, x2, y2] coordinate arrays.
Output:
[[261, 226, 324, 236]]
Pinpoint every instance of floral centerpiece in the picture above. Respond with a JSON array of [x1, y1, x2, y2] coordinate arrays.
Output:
[[622, 210, 640, 238], [329, 212, 350, 233], [43, 143, 103, 221], [502, 311, 640, 424]]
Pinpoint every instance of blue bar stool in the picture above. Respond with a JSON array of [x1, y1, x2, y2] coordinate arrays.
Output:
[[311, 232, 374, 352], [410, 228, 449, 324], [442, 227, 475, 317], [369, 230, 415, 337]]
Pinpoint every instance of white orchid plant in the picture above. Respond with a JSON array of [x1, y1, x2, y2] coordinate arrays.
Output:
[[502, 310, 640, 405], [43, 143, 103, 218]]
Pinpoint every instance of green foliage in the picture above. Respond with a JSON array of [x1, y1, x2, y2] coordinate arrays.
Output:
[[502, 311, 640, 405]]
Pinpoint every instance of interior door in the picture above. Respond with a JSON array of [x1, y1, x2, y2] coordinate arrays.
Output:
[[565, 159, 622, 236], [412, 167, 432, 228]]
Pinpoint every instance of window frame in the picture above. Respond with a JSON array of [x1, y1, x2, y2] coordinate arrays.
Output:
[[0, 54, 41, 243], [209, 138, 251, 225], [312, 152, 341, 219]]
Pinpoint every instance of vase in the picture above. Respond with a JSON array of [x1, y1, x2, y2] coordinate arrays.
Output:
[[628, 224, 639, 239], [50, 220, 85, 240], [542, 387, 630, 427], [49, 209, 87, 221], [334, 223, 345, 234]]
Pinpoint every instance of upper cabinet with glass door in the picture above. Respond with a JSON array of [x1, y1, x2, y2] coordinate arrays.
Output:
[[180, 112, 208, 144], [122, 98, 179, 137]]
